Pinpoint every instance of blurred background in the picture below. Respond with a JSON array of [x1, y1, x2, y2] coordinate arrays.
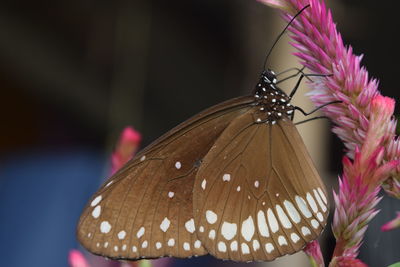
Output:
[[0, 0, 399, 266]]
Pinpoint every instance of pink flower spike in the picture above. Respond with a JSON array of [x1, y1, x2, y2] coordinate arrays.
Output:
[[68, 250, 90, 267], [330, 256, 368, 267], [381, 212, 400, 232], [111, 126, 142, 174], [257, 0, 296, 13], [303, 240, 324, 267]]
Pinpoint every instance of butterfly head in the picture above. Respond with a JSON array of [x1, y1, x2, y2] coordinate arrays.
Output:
[[262, 69, 277, 84], [253, 69, 295, 124]]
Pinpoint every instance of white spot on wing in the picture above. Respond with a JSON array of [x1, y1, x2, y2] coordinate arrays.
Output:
[[201, 179, 206, 190], [206, 210, 218, 224], [295, 195, 312, 218], [140, 155, 146, 161], [175, 161, 181, 169], [194, 240, 201, 248], [276, 204, 292, 229], [254, 180, 259, 188], [132, 246, 137, 252], [91, 196, 102, 207], [199, 226, 204, 232], [222, 173, 231, 182], [236, 186, 241, 192], [185, 218, 195, 233], [317, 212, 324, 222], [208, 229, 216, 240], [318, 187, 328, 204], [252, 240, 260, 251], [168, 191, 174, 198], [230, 241, 238, 251], [118, 230, 126, 240], [136, 227, 145, 238], [257, 210, 270, 237], [278, 235, 287, 246], [92, 205, 101, 218], [291, 233, 300, 243], [314, 189, 327, 212], [306, 193, 318, 213], [142, 240, 148, 248], [241, 215, 255, 241], [221, 221, 237, 240], [114, 246, 118, 252], [218, 241, 227, 252], [301, 226, 311, 236], [156, 242, 162, 249], [183, 242, 190, 251], [284, 200, 301, 223], [311, 219, 319, 229], [267, 208, 279, 233], [167, 238, 175, 247], [100, 221, 111, 233], [160, 217, 171, 232], [241, 243, 250, 254], [265, 243, 274, 253]]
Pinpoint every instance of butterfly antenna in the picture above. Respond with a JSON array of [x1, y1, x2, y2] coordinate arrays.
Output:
[[262, 4, 310, 71]]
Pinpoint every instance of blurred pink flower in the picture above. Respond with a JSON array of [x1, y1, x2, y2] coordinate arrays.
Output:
[[303, 240, 324, 267], [111, 127, 142, 174], [68, 250, 90, 267], [381, 212, 400, 232]]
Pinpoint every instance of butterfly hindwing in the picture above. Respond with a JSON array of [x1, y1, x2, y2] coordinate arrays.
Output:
[[77, 96, 254, 260], [193, 107, 329, 261]]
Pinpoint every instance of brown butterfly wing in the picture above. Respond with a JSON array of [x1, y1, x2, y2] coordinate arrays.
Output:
[[193, 107, 329, 261], [77, 96, 254, 260]]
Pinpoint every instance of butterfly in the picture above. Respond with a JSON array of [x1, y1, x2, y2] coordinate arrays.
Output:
[[77, 5, 329, 263], [77, 68, 329, 262]]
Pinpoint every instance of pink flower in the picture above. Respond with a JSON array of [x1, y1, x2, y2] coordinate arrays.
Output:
[[332, 146, 398, 259], [303, 240, 324, 267], [329, 256, 368, 267], [111, 127, 142, 174], [381, 212, 400, 232], [68, 250, 90, 267]]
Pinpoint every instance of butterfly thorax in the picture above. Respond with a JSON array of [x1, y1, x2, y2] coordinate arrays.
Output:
[[252, 69, 294, 124]]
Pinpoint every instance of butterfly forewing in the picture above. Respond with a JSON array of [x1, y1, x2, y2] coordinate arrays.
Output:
[[193, 107, 329, 261], [77, 96, 254, 260]]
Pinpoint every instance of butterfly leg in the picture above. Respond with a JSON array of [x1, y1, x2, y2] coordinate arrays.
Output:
[[288, 73, 332, 98], [292, 101, 341, 124], [294, 116, 329, 125], [276, 66, 311, 84]]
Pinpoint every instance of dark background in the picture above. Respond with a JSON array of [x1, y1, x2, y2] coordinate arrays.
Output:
[[0, 0, 399, 266]]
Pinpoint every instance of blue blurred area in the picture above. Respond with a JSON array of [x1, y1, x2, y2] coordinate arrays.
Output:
[[0, 148, 106, 267]]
